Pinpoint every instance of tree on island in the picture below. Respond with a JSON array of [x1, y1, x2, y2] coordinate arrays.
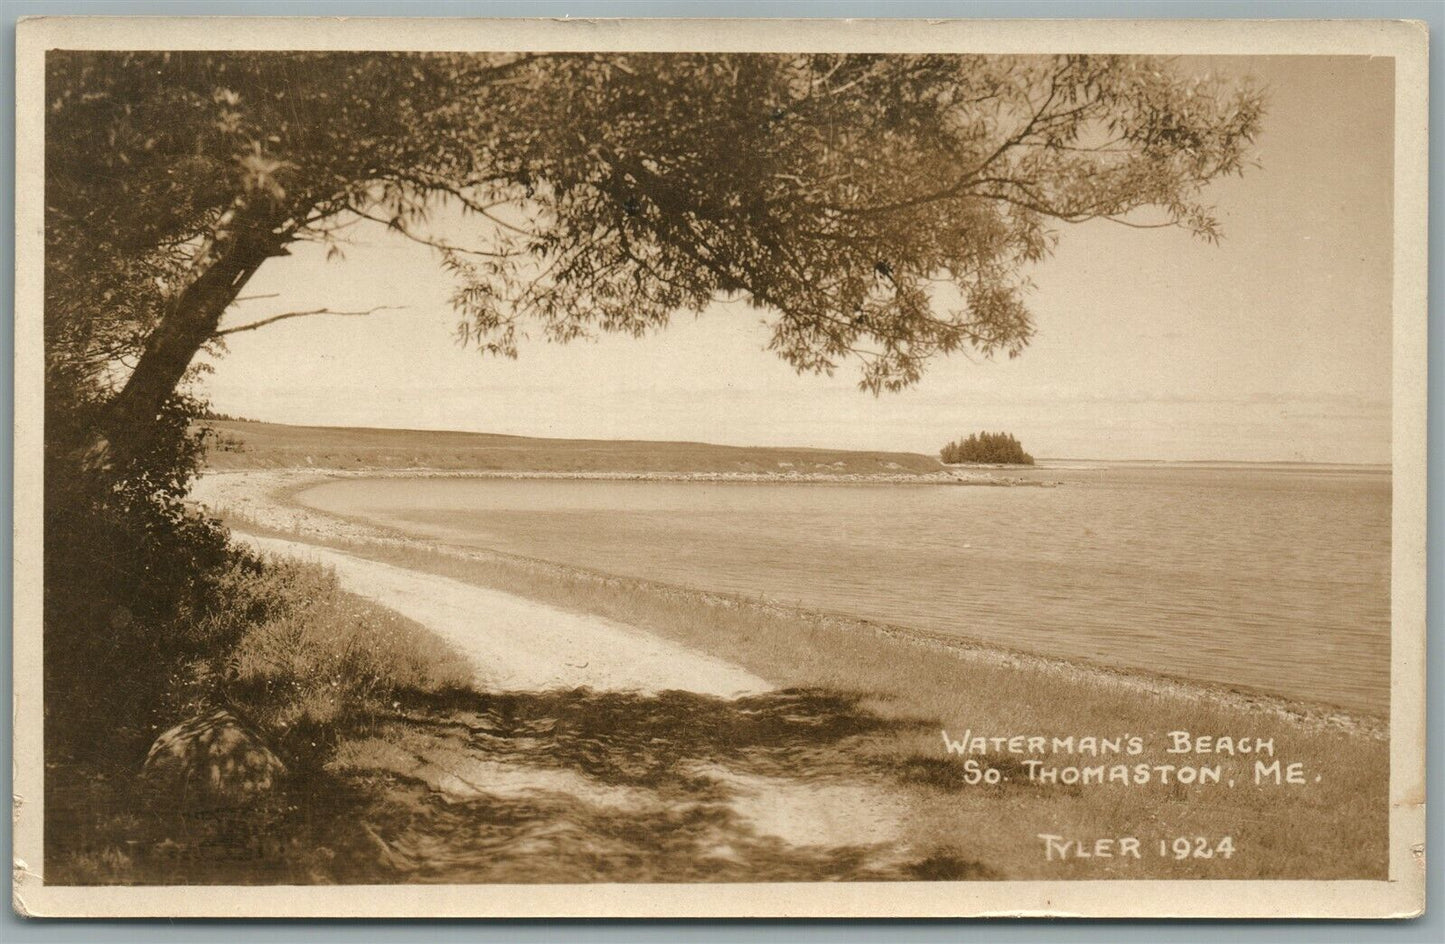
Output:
[[47, 52, 1264, 476], [940, 432, 1035, 466]]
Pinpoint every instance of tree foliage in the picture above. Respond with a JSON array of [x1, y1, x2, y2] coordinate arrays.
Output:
[[940, 431, 1035, 465], [46, 50, 1263, 468], [42, 50, 1263, 774]]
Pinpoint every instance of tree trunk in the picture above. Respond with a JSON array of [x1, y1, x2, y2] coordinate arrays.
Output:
[[85, 198, 289, 471]]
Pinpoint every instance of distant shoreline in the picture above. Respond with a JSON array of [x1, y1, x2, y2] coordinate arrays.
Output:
[[206, 465, 1058, 487], [201, 419, 1390, 476], [200, 418, 1391, 468]]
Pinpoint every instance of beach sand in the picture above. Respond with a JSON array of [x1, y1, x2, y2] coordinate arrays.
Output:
[[191, 468, 1384, 740], [236, 531, 770, 698]]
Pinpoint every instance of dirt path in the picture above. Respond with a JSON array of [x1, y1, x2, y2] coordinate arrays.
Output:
[[238, 532, 771, 698]]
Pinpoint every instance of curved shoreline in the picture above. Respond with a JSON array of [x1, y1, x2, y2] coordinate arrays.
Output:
[[191, 467, 1386, 740]]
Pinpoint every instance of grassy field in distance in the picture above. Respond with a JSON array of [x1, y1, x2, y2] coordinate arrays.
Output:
[[201, 419, 946, 476]]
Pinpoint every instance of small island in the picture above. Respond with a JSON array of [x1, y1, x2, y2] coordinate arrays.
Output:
[[940, 431, 1035, 466]]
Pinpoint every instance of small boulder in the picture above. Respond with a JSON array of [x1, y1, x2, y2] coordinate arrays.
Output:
[[143, 708, 286, 807]]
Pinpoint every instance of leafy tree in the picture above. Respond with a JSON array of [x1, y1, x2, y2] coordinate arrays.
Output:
[[46, 52, 1263, 470]]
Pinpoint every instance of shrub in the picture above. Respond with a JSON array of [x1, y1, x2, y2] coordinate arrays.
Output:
[[43, 387, 246, 762]]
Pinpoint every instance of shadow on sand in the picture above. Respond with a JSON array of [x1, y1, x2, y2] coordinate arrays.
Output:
[[51, 687, 1002, 884], [312, 686, 999, 883]]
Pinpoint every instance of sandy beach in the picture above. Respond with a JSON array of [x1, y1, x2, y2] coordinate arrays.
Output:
[[165, 467, 1394, 881], [237, 532, 771, 698], [191, 468, 1385, 740], [196, 470, 926, 866], [33, 465, 1389, 885]]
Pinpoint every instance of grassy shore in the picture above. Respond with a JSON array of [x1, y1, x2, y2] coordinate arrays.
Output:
[[198, 470, 1389, 881], [45, 551, 478, 884]]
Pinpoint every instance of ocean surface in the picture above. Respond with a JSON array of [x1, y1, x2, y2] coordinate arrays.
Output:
[[295, 464, 1392, 715]]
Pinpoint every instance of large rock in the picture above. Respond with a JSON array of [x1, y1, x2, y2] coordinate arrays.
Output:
[[143, 708, 287, 806]]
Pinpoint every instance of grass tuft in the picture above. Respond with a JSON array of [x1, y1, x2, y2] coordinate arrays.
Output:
[[224, 555, 473, 760]]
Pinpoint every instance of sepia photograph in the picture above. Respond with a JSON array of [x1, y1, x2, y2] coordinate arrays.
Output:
[[11, 16, 1428, 919]]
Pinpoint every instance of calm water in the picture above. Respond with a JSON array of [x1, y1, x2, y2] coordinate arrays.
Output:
[[296, 465, 1392, 714]]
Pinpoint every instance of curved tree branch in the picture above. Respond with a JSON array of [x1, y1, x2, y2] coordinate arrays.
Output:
[[214, 304, 406, 337]]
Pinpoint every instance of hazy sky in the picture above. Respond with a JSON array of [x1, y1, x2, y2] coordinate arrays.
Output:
[[199, 55, 1395, 463]]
